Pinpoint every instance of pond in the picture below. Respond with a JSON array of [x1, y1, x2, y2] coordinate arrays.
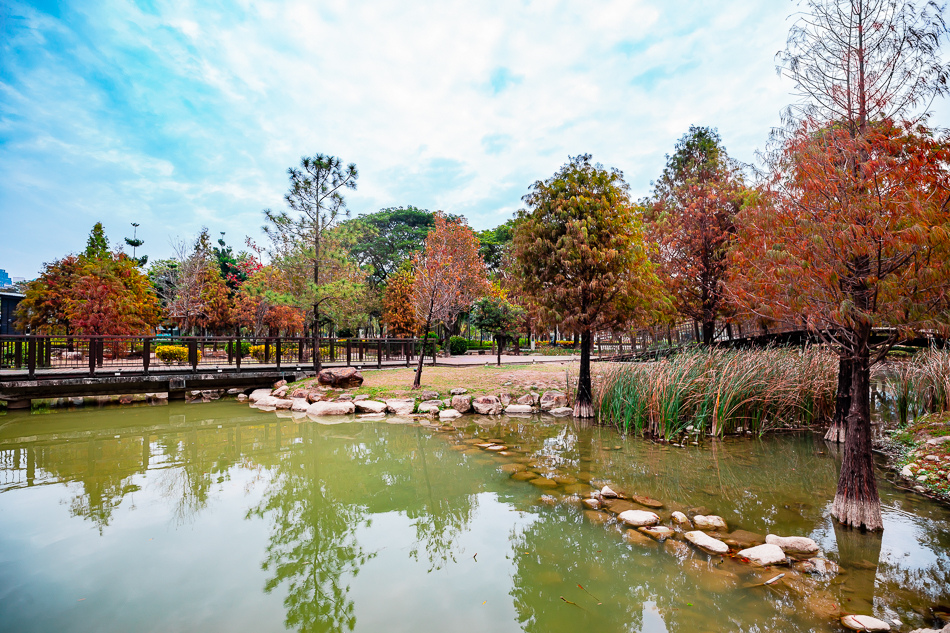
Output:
[[1, 401, 948, 633]]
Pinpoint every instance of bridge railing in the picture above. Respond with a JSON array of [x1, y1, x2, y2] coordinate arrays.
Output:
[[0, 335, 424, 378]]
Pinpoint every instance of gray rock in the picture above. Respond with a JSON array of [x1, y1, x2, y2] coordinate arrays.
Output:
[[354, 400, 387, 414], [273, 398, 294, 410], [517, 393, 539, 406], [317, 367, 363, 388], [549, 407, 573, 416], [499, 393, 512, 406], [539, 391, 568, 411], [353, 394, 369, 401], [386, 399, 415, 415], [452, 394, 473, 414], [417, 400, 442, 413], [638, 526, 675, 541], [684, 530, 729, 555], [226, 388, 242, 395], [253, 395, 280, 409], [439, 409, 462, 420], [450, 388, 468, 395], [505, 404, 534, 415], [273, 386, 289, 398], [738, 543, 787, 566], [765, 534, 819, 556], [236, 394, 248, 402], [473, 395, 503, 415], [420, 390, 439, 400], [290, 398, 310, 412], [306, 401, 356, 416], [671, 511, 691, 526]]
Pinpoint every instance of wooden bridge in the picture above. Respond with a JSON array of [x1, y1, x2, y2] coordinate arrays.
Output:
[[0, 335, 425, 408]]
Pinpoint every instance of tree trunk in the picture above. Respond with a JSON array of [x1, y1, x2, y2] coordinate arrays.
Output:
[[831, 331, 883, 531], [413, 318, 432, 389], [313, 304, 322, 373], [702, 320, 715, 345], [496, 335, 503, 366], [825, 354, 852, 443], [573, 329, 594, 418]]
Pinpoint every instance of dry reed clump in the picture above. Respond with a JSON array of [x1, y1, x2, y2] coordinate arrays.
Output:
[[874, 348, 950, 426], [596, 347, 837, 438]]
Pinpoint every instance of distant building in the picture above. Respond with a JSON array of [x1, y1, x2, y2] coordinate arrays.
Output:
[[0, 292, 24, 335], [0, 269, 11, 288]]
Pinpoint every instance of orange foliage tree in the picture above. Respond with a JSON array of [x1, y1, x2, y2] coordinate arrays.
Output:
[[731, 118, 950, 530], [411, 213, 489, 388], [381, 266, 418, 337]]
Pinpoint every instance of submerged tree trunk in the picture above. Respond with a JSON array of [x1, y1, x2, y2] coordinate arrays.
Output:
[[573, 329, 594, 418], [825, 354, 853, 443], [831, 330, 883, 531]]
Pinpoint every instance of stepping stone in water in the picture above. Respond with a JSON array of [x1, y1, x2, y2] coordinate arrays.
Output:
[[617, 510, 660, 527], [585, 510, 612, 525], [511, 471, 538, 481], [737, 543, 787, 566], [684, 530, 729, 555], [632, 495, 664, 509], [765, 534, 819, 557], [840, 615, 891, 631], [692, 515, 728, 531], [529, 477, 558, 488], [638, 526, 675, 541], [624, 529, 656, 547]]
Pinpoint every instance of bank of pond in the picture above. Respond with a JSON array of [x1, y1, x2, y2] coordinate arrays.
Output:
[[0, 398, 949, 633]]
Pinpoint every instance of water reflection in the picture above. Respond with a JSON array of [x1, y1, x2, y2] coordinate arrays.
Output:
[[0, 404, 949, 632]]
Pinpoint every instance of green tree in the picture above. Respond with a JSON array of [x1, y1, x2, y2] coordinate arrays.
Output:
[[477, 219, 518, 275], [344, 207, 444, 288], [123, 222, 147, 267], [470, 296, 525, 366], [513, 154, 662, 417], [264, 154, 358, 371], [84, 221, 110, 260]]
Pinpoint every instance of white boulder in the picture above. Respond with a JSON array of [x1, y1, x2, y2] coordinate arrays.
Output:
[[693, 515, 728, 531], [306, 401, 356, 416], [472, 396, 503, 415], [248, 388, 272, 404], [439, 409, 462, 420], [290, 398, 310, 412], [385, 399, 415, 415], [684, 530, 729, 555], [840, 615, 891, 631], [549, 407, 573, 416], [505, 404, 534, 415], [617, 510, 660, 527], [738, 543, 787, 566], [355, 400, 387, 414], [765, 534, 819, 556], [671, 511, 691, 526]]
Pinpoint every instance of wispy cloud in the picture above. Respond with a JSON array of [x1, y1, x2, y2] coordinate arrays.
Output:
[[1, 0, 947, 277]]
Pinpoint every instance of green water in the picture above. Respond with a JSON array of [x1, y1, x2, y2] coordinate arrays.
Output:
[[1, 402, 949, 633]]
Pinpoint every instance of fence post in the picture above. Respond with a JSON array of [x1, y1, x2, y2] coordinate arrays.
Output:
[[88, 339, 96, 376], [44, 336, 51, 367], [143, 338, 151, 374], [359, 339, 364, 362], [27, 336, 36, 377], [346, 339, 352, 366], [96, 337, 104, 367], [276, 339, 282, 370], [405, 341, 410, 367], [236, 337, 242, 371], [264, 339, 270, 365], [377, 340, 382, 369], [189, 338, 198, 372], [297, 337, 304, 365], [330, 338, 336, 363]]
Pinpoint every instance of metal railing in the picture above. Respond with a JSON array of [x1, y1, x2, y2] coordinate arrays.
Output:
[[0, 335, 427, 378]]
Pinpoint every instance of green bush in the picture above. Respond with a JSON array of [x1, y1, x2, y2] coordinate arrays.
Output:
[[237, 340, 251, 357], [155, 345, 201, 365], [449, 336, 468, 355]]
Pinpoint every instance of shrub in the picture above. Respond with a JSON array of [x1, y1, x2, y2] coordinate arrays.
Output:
[[249, 345, 267, 362], [155, 345, 201, 365], [449, 336, 468, 355]]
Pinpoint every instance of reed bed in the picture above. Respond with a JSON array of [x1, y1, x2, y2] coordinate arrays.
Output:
[[873, 348, 950, 426], [596, 347, 838, 438]]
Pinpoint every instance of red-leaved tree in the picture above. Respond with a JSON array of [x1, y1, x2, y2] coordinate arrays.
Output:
[[411, 214, 489, 389]]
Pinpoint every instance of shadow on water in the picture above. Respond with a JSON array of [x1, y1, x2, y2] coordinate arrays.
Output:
[[0, 402, 949, 632]]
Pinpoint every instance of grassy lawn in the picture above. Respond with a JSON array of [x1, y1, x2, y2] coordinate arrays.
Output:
[[290, 361, 583, 401]]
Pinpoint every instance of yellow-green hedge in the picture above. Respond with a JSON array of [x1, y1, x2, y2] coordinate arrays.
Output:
[[155, 345, 201, 365]]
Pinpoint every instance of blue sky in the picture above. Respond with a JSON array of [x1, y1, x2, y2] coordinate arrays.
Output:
[[2, 0, 948, 278]]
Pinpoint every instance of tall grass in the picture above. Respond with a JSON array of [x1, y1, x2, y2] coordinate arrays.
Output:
[[873, 348, 950, 426], [596, 347, 837, 439]]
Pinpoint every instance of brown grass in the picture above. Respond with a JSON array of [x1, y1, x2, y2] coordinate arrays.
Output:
[[289, 361, 585, 400]]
